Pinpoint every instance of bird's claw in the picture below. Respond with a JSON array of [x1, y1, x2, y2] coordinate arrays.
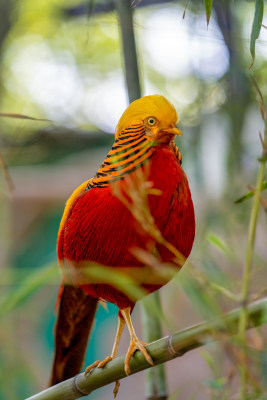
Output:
[[113, 380, 120, 398], [85, 356, 119, 398], [97, 355, 113, 368], [84, 355, 114, 377], [84, 360, 101, 376], [124, 337, 153, 376]]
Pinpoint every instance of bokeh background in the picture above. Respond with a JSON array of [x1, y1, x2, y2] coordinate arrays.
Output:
[[0, 0, 266, 399]]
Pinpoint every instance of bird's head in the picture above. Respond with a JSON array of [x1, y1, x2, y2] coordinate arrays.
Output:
[[115, 95, 182, 144]]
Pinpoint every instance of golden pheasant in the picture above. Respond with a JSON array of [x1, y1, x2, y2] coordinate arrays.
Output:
[[50, 95, 195, 393]]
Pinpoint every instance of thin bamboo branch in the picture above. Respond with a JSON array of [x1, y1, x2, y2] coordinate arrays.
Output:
[[26, 297, 267, 400], [238, 80, 267, 398], [114, 2, 167, 398]]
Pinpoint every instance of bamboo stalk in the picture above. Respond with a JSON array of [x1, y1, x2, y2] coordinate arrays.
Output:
[[26, 297, 267, 400], [141, 293, 168, 400], [114, 2, 167, 398], [238, 81, 267, 398], [114, 0, 141, 103]]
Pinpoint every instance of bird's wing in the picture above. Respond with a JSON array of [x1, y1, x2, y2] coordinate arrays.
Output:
[[51, 178, 98, 386], [57, 179, 92, 259]]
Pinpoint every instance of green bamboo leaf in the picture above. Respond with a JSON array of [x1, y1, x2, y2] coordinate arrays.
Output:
[[258, 155, 267, 162], [203, 378, 226, 390], [204, 0, 213, 26], [0, 263, 59, 318], [82, 265, 147, 301], [235, 181, 267, 204], [0, 112, 49, 122], [206, 234, 233, 257], [249, 0, 264, 69], [201, 260, 233, 291], [201, 349, 216, 371], [178, 269, 222, 321]]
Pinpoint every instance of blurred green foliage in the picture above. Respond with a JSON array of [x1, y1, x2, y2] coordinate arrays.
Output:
[[0, 0, 266, 399]]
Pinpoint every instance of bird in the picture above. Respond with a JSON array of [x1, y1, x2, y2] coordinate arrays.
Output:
[[50, 95, 195, 394]]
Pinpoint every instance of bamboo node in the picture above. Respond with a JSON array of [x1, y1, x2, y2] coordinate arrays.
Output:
[[73, 375, 91, 396], [167, 335, 182, 357]]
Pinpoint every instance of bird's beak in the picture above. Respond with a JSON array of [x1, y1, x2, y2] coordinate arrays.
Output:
[[162, 127, 182, 136]]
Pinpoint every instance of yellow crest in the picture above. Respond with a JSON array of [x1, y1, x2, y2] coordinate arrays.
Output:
[[115, 95, 178, 139]]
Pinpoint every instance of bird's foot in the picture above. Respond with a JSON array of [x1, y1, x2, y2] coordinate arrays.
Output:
[[124, 337, 153, 376], [84, 355, 113, 376], [84, 356, 120, 398]]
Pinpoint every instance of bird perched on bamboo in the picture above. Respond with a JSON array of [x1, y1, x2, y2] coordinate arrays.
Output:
[[50, 95, 195, 394]]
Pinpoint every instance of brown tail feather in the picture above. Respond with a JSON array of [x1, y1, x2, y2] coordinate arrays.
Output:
[[49, 285, 98, 386]]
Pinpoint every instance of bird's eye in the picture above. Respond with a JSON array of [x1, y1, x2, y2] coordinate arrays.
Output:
[[147, 117, 156, 126]]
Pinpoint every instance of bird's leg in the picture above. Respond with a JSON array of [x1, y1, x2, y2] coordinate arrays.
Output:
[[97, 313, 125, 368], [84, 313, 125, 397], [121, 307, 154, 376]]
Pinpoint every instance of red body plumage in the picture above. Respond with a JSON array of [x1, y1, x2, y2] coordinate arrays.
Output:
[[58, 144, 195, 309]]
